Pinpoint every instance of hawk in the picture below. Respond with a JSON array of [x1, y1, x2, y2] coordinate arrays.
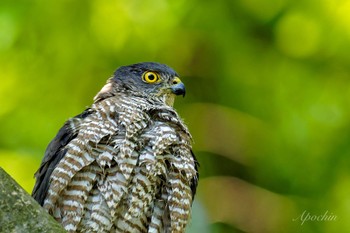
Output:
[[32, 62, 198, 233]]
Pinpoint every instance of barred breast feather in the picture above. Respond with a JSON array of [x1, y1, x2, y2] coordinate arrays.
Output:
[[32, 93, 198, 233]]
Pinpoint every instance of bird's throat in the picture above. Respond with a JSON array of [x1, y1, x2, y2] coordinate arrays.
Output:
[[164, 94, 175, 107]]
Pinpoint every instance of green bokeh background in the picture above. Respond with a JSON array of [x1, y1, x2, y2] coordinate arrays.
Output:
[[1, 0, 349, 232]]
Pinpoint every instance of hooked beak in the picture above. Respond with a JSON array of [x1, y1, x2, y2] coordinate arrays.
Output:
[[170, 77, 186, 97]]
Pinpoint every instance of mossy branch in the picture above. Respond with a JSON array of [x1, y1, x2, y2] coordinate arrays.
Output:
[[0, 167, 65, 233]]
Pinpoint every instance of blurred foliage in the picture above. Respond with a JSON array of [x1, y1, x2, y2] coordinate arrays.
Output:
[[1, 0, 350, 232]]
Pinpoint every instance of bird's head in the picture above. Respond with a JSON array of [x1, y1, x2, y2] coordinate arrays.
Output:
[[94, 62, 186, 107]]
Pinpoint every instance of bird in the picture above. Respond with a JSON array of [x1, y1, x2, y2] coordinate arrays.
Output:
[[32, 62, 199, 233]]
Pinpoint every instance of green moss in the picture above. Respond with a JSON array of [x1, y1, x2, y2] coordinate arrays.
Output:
[[0, 167, 65, 233]]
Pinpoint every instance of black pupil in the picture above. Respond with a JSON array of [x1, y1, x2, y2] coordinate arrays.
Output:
[[148, 74, 155, 80]]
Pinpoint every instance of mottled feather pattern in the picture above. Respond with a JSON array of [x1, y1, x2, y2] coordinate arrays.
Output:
[[32, 62, 198, 232], [40, 95, 196, 232]]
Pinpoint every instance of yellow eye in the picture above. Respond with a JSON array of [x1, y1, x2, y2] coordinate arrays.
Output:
[[142, 71, 160, 84]]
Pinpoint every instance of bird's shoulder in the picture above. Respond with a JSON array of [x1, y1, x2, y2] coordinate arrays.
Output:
[[32, 108, 94, 204]]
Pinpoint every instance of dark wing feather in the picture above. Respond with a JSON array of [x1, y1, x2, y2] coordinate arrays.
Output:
[[190, 150, 199, 200], [32, 109, 93, 205]]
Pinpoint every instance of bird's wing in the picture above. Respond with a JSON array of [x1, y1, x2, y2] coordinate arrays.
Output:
[[32, 109, 93, 205], [190, 150, 199, 199]]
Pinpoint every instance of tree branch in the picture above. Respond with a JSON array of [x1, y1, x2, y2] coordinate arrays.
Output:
[[0, 167, 65, 232]]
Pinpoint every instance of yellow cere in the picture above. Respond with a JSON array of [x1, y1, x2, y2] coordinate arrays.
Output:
[[172, 77, 181, 85]]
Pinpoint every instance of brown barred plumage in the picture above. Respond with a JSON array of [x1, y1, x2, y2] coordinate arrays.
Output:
[[32, 62, 198, 233]]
